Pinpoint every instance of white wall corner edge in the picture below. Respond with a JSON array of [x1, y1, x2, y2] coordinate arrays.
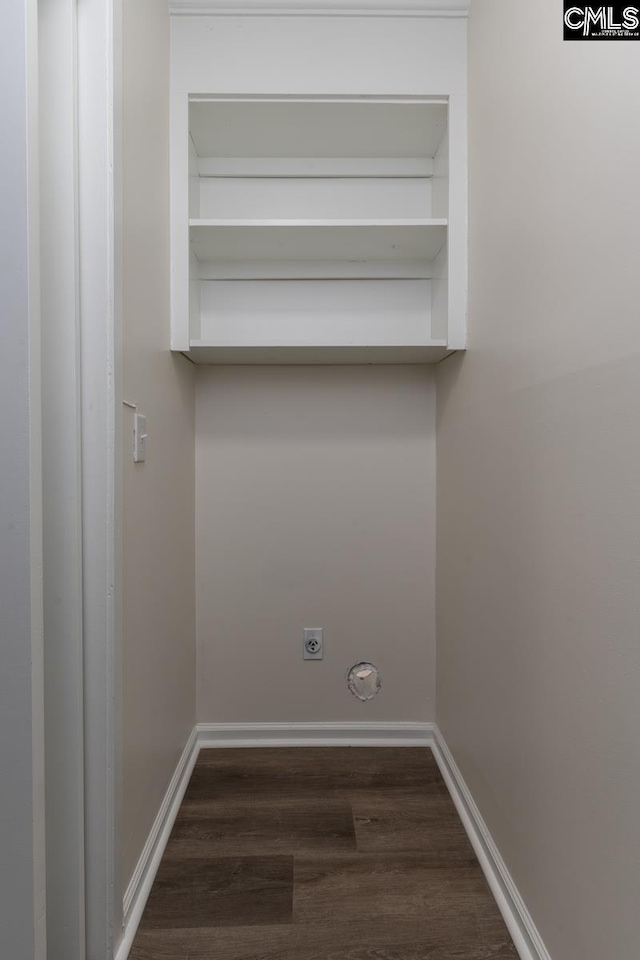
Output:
[[114, 727, 200, 960], [431, 727, 553, 960], [168, 0, 470, 17], [114, 721, 551, 960]]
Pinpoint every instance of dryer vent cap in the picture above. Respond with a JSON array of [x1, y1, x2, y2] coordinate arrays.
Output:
[[347, 661, 381, 701]]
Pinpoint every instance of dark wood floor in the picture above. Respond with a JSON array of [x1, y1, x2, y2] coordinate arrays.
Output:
[[130, 748, 518, 960]]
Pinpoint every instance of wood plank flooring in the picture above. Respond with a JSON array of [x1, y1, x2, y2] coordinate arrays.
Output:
[[130, 748, 518, 960]]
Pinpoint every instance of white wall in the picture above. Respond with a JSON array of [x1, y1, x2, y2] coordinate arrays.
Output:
[[0, 1, 46, 956], [121, 0, 196, 894], [196, 366, 436, 722], [437, 3, 640, 959]]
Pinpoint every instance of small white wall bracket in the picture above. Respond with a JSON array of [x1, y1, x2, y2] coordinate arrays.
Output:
[[133, 413, 148, 463]]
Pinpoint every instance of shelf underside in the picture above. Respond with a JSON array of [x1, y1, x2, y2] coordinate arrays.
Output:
[[190, 221, 447, 264], [189, 100, 448, 161]]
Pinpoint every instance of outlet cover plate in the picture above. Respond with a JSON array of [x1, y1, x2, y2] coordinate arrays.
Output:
[[303, 627, 323, 660]]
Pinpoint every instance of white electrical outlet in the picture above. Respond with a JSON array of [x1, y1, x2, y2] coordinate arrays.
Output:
[[303, 627, 323, 660]]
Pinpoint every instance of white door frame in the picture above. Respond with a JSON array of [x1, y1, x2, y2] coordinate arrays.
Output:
[[76, 0, 123, 957], [39, 1, 87, 956], [0, 1, 46, 957], [4, 2, 122, 957]]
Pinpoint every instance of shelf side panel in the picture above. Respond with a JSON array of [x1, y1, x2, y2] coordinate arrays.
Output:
[[432, 119, 449, 219], [189, 247, 201, 340], [189, 134, 199, 218], [445, 91, 467, 349], [431, 242, 448, 341], [170, 92, 191, 350]]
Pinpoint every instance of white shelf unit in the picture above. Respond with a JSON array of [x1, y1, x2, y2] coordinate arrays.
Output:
[[171, 96, 455, 363]]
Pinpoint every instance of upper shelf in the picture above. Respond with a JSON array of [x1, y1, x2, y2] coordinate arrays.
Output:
[[189, 99, 448, 161], [189, 219, 448, 263]]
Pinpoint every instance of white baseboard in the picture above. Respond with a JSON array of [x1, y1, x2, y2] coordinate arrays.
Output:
[[197, 720, 435, 747], [114, 726, 199, 960], [115, 721, 551, 960], [430, 727, 552, 960]]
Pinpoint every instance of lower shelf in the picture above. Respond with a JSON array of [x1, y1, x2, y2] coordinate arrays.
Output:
[[186, 342, 452, 364], [194, 279, 446, 352]]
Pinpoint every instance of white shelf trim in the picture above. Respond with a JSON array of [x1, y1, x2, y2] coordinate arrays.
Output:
[[189, 217, 448, 227], [190, 94, 449, 103], [170, 0, 470, 17], [186, 342, 452, 364], [199, 259, 432, 280], [191, 338, 449, 346]]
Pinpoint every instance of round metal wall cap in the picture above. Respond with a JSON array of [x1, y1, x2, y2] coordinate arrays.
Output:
[[347, 661, 382, 701]]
